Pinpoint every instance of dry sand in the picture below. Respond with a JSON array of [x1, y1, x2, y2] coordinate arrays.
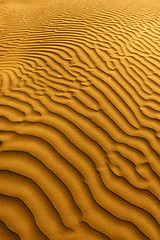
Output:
[[0, 0, 160, 239]]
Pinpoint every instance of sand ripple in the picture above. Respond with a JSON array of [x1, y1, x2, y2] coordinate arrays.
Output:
[[0, 0, 160, 239]]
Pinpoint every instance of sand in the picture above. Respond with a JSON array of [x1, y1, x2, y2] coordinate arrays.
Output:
[[0, 0, 160, 239]]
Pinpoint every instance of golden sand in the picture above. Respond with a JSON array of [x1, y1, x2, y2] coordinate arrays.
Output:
[[0, 0, 160, 239]]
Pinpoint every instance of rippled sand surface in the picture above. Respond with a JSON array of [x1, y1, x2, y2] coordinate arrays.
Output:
[[0, 0, 160, 239]]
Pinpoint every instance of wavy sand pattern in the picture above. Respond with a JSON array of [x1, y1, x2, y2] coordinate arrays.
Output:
[[0, 0, 160, 239]]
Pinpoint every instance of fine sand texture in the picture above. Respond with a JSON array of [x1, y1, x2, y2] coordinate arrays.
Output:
[[0, 0, 160, 239]]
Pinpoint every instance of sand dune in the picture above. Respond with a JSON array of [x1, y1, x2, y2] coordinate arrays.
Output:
[[0, 0, 160, 239]]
